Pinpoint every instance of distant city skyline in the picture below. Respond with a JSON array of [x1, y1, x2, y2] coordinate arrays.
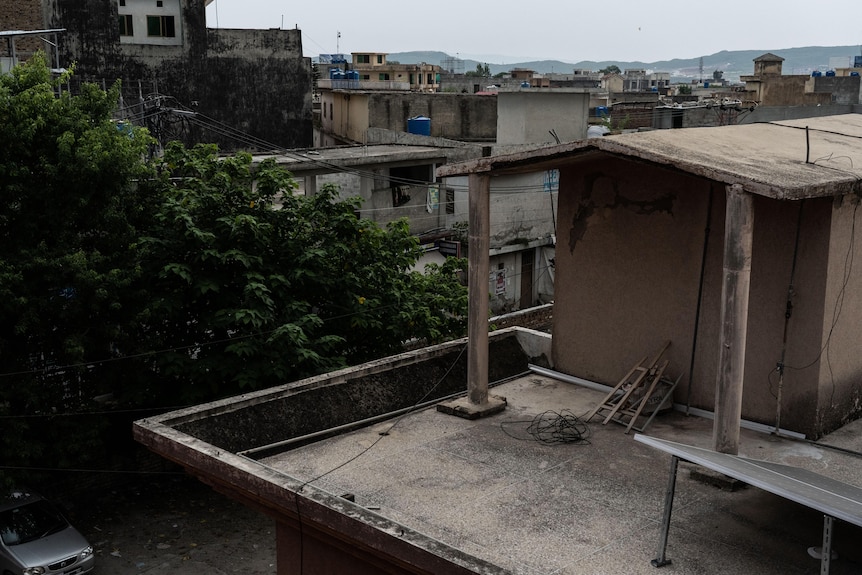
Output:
[[205, 0, 862, 64]]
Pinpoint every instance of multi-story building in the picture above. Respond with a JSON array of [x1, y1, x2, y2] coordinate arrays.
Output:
[[3, 0, 313, 151], [622, 69, 671, 93], [347, 52, 442, 92]]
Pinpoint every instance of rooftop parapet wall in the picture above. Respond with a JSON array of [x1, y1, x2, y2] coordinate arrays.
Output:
[[167, 329, 545, 454]]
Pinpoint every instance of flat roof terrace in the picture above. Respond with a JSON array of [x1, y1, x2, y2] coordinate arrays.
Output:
[[257, 375, 862, 574], [134, 329, 862, 574]]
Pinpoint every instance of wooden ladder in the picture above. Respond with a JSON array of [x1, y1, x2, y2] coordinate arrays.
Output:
[[585, 341, 671, 433]]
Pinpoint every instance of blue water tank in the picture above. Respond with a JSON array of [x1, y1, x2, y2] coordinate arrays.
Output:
[[703, 81, 710, 88], [826, 70, 836, 77], [520, 81, 531, 88], [596, 106, 608, 118], [407, 116, 431, 136], [347, 70, 359, 80], [851, 72, 860, 77], [811, 70, 822, 77]]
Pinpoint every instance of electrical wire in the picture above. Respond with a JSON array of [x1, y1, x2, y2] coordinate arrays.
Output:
[[500, 410, 591, 445], [291, 342, 467, 573]]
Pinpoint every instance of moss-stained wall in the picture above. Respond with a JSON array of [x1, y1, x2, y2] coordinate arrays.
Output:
[[41, 0, 311, 151], [174, 335, 530, 453]]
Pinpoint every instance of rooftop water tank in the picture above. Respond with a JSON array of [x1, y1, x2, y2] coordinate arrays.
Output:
[[811, 71, 822, 77], [825, 70, 836, 77], [407, 116, 431, 136]]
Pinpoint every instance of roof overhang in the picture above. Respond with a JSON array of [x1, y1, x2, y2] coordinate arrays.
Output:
[[438, 115, 862, 201]]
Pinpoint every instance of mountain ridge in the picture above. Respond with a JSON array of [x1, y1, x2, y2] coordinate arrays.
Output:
[[385, 46, 862, 82]]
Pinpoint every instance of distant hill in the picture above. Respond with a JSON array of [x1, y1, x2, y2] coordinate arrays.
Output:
[[386, 46, 862, 82]]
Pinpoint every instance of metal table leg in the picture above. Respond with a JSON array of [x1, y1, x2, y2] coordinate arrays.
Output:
[[821, 515, 834, 575], [652, 455, 679, 568]]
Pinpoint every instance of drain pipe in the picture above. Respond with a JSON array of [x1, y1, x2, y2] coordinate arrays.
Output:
[[685, 186, 713, 414], [775, 200, 805, 434]]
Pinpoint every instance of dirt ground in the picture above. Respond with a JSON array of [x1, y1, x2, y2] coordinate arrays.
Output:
[[70, 473, 276, 574]]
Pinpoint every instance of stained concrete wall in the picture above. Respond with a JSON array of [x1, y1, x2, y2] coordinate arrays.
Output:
[[497, 90, 589, 145], [759, 76, 832, 106], [655, 104, 862, 130], [367, 92, 497, 141], [551, 155, 840, 437], [39, 0, 312, 151], [817, 195, 862, 433], [812, 74, 862, 105]]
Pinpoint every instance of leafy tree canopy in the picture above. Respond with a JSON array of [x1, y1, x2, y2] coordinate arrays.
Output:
[[1, 55, 468, 484]]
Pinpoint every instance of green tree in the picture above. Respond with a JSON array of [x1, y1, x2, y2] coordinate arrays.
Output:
[[599, 65, 621, 75], [0, 54, 155, 482], [134, 143, 467, 404], [0, 56, 468, 485], [465, 63, 491, 77]]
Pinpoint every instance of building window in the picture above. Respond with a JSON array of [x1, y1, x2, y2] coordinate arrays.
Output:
[[376, 55, 383, 64], [361, 74, 370, 80], [119, 0, 126, 5], [356, 54, 370, 64], [378, 73, 390, 81], [147, 15, 176, 37], [427, 73, 433, 84], [445, 188, 455, 214], [156, 0, 163, 5], [118, 14, 133, 36]]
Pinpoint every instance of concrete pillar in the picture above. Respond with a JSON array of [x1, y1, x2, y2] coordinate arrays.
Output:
[[467, 172, 491, 405], [713, 184, 753, 455], [304, 175, 318, 197], [437, 171, 505, 419]]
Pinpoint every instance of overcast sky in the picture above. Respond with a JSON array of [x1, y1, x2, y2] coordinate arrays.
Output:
[[205, 0, 862, 63]]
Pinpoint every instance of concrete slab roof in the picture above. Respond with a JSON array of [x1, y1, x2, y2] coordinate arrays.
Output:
[[437, 114, 862, 200], [252, 144, 455, 177], [133, 329, 862, 573], [257, 376, 862, 574]]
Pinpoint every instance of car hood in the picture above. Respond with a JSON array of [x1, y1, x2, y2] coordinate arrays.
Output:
[[5, 526, 90, 568]]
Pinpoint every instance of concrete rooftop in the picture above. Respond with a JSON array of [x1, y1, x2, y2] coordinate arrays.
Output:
[[438, 113, 862, 201], [261, 373, 862, 574], [251, 144, 454, 177]]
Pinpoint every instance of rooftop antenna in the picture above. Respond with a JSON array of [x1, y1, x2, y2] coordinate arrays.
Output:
[[337, 31, 341, 54]]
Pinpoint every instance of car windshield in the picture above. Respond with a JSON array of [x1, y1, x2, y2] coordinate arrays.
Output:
[[0, 500, 69, 546]]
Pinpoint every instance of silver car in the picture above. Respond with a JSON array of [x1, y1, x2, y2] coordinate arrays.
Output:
[[0, 489, 95, 575]]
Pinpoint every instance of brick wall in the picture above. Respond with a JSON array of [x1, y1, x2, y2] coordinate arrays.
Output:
[[0, 0, 45, 57]]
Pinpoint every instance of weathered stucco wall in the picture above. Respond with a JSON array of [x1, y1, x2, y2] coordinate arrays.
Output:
[[42, 0, 312, 150], [817, 195, 862, 433], [760, 76, 832, 107], [551, 155, 837, 436], [367, 92, 497, 141], [497, 91, 590, 145], [812, 75, 862, 105]]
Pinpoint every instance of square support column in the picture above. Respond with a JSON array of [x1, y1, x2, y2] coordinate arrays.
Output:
[[437, 172, 506, 419]]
